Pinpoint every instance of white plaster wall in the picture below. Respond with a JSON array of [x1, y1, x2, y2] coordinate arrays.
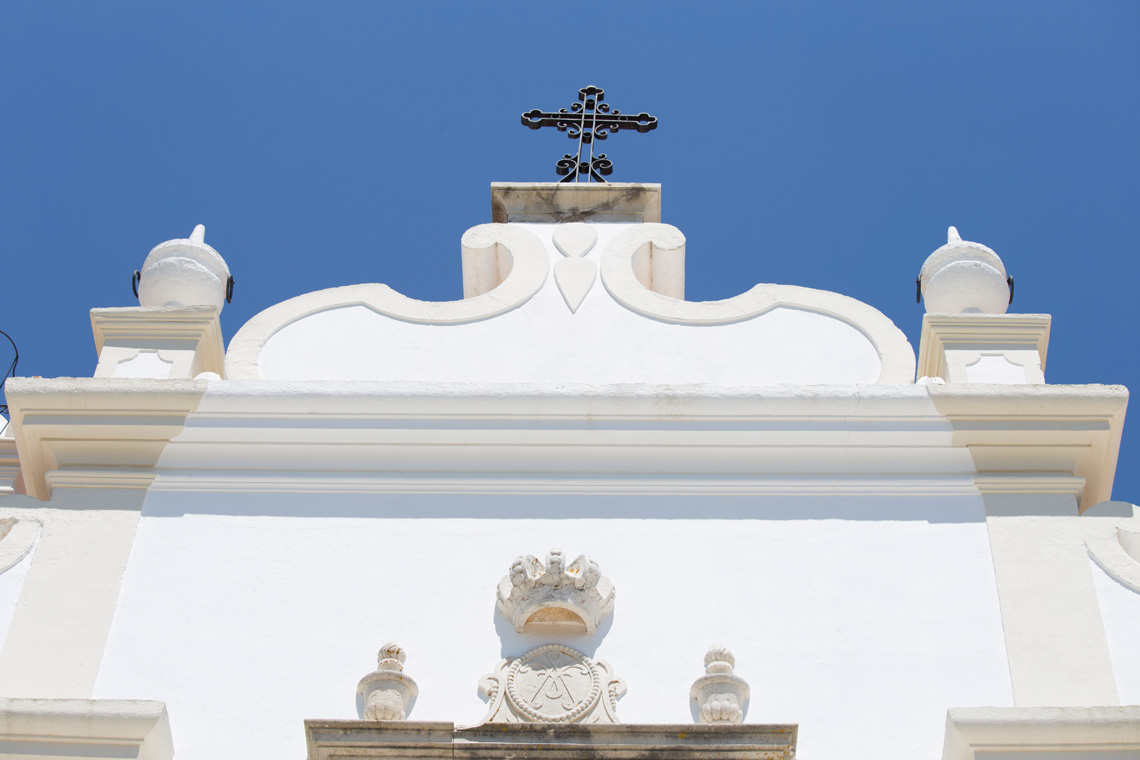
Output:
[[258, 224, 883, 386], [94, 490, 1011, 760], [1089, 559, 1140, 704], [0, 543, 35, 651]]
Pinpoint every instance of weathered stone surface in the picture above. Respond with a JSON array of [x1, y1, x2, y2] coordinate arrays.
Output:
[[691, 645, 750, 724], [497, 549, 615, 635], [479, 644, 625, 724], [491, 182, 661, 223], [305, 720, 798, 760], [357, 643, 418, 721]]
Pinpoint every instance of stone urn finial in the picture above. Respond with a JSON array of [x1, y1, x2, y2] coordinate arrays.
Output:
[[135, 224, 233, 312], [917, 226, 1010, 314], [357, 643, 418, 721], [691, 645, 749, 724]]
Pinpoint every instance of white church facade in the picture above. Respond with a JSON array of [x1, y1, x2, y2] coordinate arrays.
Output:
[[0, 182, 1136, 759]]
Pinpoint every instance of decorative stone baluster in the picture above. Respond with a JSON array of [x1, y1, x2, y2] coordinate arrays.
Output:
[[691, 645, 749, 724], [357, 643, 418, 721]]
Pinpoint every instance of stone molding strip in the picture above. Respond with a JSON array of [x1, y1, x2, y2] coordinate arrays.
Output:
[[305, 721, 797, 760], [4, 377, 208, 500], [225, 225, 548, 380], [942, 706, 1140, 760], [599, 225, 916, 384], [0, 698, 173, 760]]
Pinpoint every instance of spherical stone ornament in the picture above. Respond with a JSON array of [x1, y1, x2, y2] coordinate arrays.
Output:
[[138, 224, 231, 312], [919, 226, 1009, 314]]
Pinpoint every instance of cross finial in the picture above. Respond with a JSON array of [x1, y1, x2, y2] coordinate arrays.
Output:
[[522, 86, 657, 183]]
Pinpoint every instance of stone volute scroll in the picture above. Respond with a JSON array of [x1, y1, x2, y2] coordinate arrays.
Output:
[[357, 643, 418, 721], [496, 548, 615, 635], [691, 646, 750, 724], [478, 644, 626, 724]]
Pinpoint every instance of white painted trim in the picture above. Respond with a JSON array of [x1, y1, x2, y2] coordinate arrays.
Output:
[[918, 313, 1051, 383], [4, 378, 206, 500], [45, 470, 157, 491], [0, 497, 143, 699], [225, 224, 548, 379], [599, 225, 916, 384], [930, 383, 1128, 512], [942, 706, 1140, 759], [90, 305, 225, 378], [0, 437, 20, 496], [0, 521, 39, 576], [1087, 526, 1140, 594], [148, 473, 982, 497], [974, 474, 1086, 498], [985, 510, 1121, 706], [0, 698, 173, 760]]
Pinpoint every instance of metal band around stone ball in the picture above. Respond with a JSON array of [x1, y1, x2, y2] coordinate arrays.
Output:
[[505, 644, 601, 723]]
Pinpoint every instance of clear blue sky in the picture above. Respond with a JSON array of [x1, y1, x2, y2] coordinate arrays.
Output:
[[3, 3, 1138, 499]]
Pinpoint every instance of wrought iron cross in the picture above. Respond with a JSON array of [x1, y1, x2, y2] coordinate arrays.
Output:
[[522, 86, 657, 183]]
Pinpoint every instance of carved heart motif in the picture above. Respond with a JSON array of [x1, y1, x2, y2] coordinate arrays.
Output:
[[554, 258, 597, 313], [552, 223, 598, 258]]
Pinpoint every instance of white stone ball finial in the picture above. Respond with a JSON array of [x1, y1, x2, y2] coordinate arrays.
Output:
[[691, 645, 749, 724], [918, 226, 1009, 314], [137, 224, 232, 313]]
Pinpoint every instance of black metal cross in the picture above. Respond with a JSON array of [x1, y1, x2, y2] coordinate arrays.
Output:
[[522, 86, 657, 183]]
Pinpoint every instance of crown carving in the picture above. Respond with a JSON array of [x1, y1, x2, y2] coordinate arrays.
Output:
[[496, 548, 615, 634]]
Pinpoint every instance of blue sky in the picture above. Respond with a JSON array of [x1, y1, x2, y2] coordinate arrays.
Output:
[[2, 2, 1138, 499]]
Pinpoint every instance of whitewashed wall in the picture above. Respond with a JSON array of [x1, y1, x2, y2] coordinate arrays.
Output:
[[93, 488, 1012, 760]]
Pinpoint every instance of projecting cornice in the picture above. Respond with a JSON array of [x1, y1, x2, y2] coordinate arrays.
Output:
[[4, 378, 207, 500], [928, 383, 1128, 512], [4, 379, 1125, 509]]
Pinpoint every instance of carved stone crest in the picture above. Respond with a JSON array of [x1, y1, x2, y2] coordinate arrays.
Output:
[[497, 548, 615, 634], [479, 644, 626, 724]]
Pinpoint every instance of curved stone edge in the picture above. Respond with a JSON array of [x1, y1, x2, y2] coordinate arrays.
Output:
[[1086, 526, 1140, 594], [224, 225, 549, 380], [599, 224, 916, 385], [0, 520, 40, 576]]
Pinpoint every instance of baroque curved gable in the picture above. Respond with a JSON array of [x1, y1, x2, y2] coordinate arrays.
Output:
[[225, 222, 915, 385]]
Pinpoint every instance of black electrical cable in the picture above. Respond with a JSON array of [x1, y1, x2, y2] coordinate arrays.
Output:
[[0, 330, 19, 419]]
